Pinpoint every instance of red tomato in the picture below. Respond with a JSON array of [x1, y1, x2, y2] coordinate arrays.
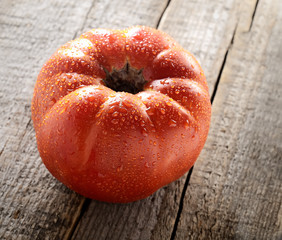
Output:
[[31, 26, 211, 203]]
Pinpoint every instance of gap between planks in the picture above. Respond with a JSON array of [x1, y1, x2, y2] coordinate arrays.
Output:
[[249, 0, 260, 32], [65, 198, 91, 240], [210, 24, 238, 104], [169, 0, 261, 238], [156, 0, 172, 28], [170, 22, 238, 240], [73, 0, 96, 39]]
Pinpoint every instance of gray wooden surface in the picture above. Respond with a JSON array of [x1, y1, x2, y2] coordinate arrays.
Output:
[[0, 0, 281, 239]]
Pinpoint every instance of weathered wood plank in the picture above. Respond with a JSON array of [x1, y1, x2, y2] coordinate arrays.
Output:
[[175, 0, 282, 239], [0, 1, 97, 239], [3, 0, 279, 240], [158, 0, 240, 96], [0, 0, 170, 239], [77, 0, 169, 32], [71, 1, 242, 239]]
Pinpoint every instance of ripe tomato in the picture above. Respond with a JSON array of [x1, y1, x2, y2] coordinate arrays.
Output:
[[32, 26, 211, 203]]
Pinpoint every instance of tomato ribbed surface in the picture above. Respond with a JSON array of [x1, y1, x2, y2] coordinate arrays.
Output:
[[32, 26, 211, 203]]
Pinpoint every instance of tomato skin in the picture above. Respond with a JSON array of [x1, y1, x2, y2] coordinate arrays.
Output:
[[32, 26, 211, 203]]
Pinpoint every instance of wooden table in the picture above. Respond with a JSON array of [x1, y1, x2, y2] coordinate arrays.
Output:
[[1, 0, 281, 239]]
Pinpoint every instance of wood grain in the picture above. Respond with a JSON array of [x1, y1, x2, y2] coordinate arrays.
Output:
[[1, 0, 281, 239], [76, 0, 169, 33], [0, 1, 98, 239], [71, 1, 243, 240], [158, 0, 240, 97], [0, 0, 170, 239], [175, 0, 282, 239]]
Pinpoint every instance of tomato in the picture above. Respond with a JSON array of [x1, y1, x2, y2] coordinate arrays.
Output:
[[31, 26, 211, 203]]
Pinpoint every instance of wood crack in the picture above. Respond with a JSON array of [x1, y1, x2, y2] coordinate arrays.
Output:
[[211, 23, 238, 103], [249, 0, 260, 32], [73, 0, 96, 39], [156, 0, 171, 28], [172, 0, 282, 237], [170, 21, 239, 239], [170, 166, 194, 240], [65, 198, 91, 240], [0, 141, 7, 158]]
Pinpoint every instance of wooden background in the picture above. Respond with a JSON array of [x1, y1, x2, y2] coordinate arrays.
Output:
[[0, 0, 281, 239]]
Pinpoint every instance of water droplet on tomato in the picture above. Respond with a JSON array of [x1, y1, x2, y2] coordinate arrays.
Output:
[[169, 119, 177, 127], [111, 119, 119, 124], [123, 100, 133, 108], [119, 107, 127, 113], [184, 120, 189, 129], [142, 128, 148, 136], [57, 127, 63, 135], [98, 173, 105, 178], [112, 111, 119, 117], [146, 107, 154, 116], [116, 165, 123, 172], [166, 101, 172, 106]]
